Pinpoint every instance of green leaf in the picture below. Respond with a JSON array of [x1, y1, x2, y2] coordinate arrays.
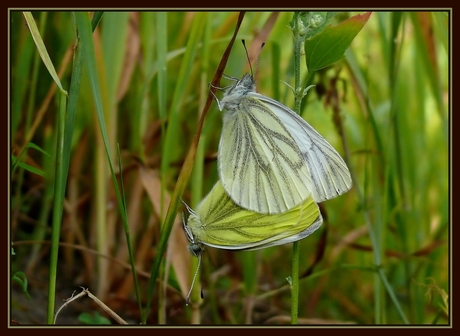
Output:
[[305, 12, 372, 72], [16, 161, 47, 177], [11, 142, 49, 175], [12, 272, 31, 299], [22, 12, 67, 95], [91, 11, 104, 31], [25, 142, 50, 157]]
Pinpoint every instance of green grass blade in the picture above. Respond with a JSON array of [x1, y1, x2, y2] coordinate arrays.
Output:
[[11, 142, 50, 174], [46, 92, 67, 324], [91, 11, 104, 31], [22, 12, 67, 95]]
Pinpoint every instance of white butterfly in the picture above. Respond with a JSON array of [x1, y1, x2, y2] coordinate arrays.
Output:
[[214, 72, 352, 215], [183, 180, 322, 253], [181, 180, 323, 304]]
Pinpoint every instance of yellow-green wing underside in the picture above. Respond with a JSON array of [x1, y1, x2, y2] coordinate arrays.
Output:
[[187, 181, 322, 251]]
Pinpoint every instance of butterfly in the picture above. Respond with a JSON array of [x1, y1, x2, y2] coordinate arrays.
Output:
[[182, 180, 322, 304], [213, 46, 352, 215]]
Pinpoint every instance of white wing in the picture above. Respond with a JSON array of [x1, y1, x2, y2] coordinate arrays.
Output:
[[218, 95, 313, 214], [252, 93, 352, 202]]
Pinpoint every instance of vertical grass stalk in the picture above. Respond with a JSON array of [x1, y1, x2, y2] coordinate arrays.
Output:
[[46, 93, 68, 324]]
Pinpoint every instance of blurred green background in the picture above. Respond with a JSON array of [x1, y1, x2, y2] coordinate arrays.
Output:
[[10, 11, 449, 325]]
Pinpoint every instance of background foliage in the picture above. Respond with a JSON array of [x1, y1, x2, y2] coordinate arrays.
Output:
[[10, 11, 449, 325]]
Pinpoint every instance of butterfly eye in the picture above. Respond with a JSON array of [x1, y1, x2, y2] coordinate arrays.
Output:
[[188, 243, 202, 257]]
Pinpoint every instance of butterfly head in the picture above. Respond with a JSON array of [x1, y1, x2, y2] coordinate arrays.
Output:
[[213, 41, 265, 112], [180, 198, 205, 256], [218, 73, 256, 111]]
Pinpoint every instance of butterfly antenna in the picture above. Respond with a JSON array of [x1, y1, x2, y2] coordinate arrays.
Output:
[[242, 40, 265, 77], [253, 42, 265, 77], [185, 252, 202, 306], [179, 196, 196, 216], [242, 40, 253, 76]]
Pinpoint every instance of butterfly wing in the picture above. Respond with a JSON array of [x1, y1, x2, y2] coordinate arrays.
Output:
[[218, 95, 313, 214], [253, 93, 353, 203], [187, 181, 322, 251]]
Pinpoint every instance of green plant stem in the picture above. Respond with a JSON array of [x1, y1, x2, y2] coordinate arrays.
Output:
[[290, 241, 300, 324], [293, 41, 303, 113], [46, 92, 67, 324], [290, 12, 305, 324]]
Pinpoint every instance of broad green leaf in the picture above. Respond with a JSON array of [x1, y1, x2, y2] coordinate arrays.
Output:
[[305, 12, 372, 72]]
